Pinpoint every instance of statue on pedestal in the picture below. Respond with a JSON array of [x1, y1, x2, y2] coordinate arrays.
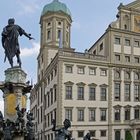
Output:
[[15, 105, 26, 132], [1, 18, 34, 68], [52, 119, 73, 140]]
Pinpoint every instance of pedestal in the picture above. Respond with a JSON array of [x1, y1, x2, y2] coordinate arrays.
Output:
[[0, 66, 27, 122]]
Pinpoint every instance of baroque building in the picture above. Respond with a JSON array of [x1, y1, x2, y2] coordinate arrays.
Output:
[[30, 0, 140, 140]]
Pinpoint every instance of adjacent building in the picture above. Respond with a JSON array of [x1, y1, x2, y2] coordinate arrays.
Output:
[[30, 0, 140, 140]]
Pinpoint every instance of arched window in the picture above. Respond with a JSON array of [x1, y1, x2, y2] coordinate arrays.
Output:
[[115, 71, 120, 79], [134, 73, 139, 80]]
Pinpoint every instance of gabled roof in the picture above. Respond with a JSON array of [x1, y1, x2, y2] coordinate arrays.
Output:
[[125, 0, 140, 10]]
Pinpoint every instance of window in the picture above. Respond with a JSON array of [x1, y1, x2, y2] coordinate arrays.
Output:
[[115, 37, 120, 45], [78, 131, 84, 138], [89, 87, 96, 100], [114, 83, 121, 101], [125, 108, 130, 120], [47, 22, 51, 26], [65, 65, 73, 73], [134, 109, 140, 119], [89, 109, 96, 121], [89, 131, 96, 137], [114, 71, 120, 79], [115, 130, 121, 140], [100, 87, 107, 101], [124, 84, 131, 101], [89, 67, 96, 75], [114, 108, 121, 121], [100, 42, 103, 51], [100, 69, 107, 76], [77, 66, 85, 74], [57, 29, 61, 39], [77, 86, 84, 100], [58, 21, 61, 26], [77, 108, 84, 121], [100, 130, 106, 137], [47, 30, 51, 40], [135, 57, 139, 63], [125, 39, 130, 46], [93, 50, 96, 55], [125, 130, 132, 140], [134, 40, 139, 47], [125, 72, 130, 80], [65, 85, 72, 100], [65, 108, 72, 121], [125, 56, 130, 62], [134, 85, 140, 101], [115, 55, 120, 61], [100, 109, 106, 121], [50, 89, 53, 105], [134, 73, 139, 80]]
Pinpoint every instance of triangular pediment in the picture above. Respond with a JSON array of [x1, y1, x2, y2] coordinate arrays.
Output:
[[125, 0, 140, 10]]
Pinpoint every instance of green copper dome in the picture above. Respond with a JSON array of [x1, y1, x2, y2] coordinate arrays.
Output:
[[41, 0, 71, 17]]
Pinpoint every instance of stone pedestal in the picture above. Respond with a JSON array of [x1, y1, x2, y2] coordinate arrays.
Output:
[[14, 136, 25, 140], [0, 66, 27, 122]]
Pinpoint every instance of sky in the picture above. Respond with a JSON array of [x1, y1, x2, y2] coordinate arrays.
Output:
[[0, 0, 134, 113]]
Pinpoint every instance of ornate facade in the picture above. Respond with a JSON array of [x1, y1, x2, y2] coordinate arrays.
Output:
[[30, 0, 140, 140]]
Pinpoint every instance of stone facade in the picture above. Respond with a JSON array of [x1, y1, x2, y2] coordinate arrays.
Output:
[[30, 1, 140, 140]]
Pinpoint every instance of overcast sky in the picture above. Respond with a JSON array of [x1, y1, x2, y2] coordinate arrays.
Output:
[[0, 0, 134, 113]]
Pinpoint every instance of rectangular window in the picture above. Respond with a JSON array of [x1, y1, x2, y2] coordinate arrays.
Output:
[[78, 86, 84, 100], [89, 67, 96, 75], [134, 85, 140, 101], [135, 57, 139, 63], [115, 37, 120, 45], [47, 30, 51, 40], [100, 69, 107, 76], [100, 109, 106, 121], [124, 84, 131, 101], [125, 108, 130, 120], [89, 109, 96, 121], [115, 55, 120, 61], [77, 109, 84, 121], [78, 131, 84, 138], [134, 109, 140, 119], [77, 67, 85, 74], [65, 85, 72, 99], [65, 108, 72, 121], [100, 42, 103, 51], [114, 83, 121, 101], [89, 87, 96, 100], [125, 56, 130, 62], [89, 131, 96, 137], [100, 130, 106, 137], [65, 65, 73, 73], [114, 108, 120, 121], [125, 39, 130, 46], [134, 40, 139, 47], [100, 87, 107, 101]]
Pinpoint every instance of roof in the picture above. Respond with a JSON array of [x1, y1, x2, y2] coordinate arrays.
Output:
[[41, 0, 71, 17]]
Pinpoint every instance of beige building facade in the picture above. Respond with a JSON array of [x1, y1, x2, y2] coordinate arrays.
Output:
[[30, 0, 140, 140]]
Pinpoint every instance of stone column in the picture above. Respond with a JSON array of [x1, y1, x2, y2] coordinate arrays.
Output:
[[0, 66, 27, 122], [133, 129, 137, 140]]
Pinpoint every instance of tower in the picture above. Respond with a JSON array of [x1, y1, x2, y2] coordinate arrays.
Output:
[[38, 0, 72, 73]]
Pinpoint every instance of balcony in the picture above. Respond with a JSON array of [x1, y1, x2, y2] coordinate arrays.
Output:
[[130, 119, 140, 126], [58, 50, 108, 61]]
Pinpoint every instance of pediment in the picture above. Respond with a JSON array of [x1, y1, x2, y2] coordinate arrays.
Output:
[[125, 0, 140, 10]]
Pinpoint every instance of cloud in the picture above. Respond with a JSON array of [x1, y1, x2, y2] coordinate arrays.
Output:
[[16, 1, 40, 16], [21, 41, 40, 57]]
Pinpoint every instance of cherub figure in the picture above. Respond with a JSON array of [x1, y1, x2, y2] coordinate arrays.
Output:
[[52, 119, 72, 140]]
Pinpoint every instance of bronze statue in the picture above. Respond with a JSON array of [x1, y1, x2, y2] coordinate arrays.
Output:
[[52, 119, 72, 140], [25, 112, 35, 140], [1, 18, 34, 68], [83, 133, 91, 140]]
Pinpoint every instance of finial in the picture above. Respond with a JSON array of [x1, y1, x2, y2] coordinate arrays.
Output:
[[53, 0, 59, 2]]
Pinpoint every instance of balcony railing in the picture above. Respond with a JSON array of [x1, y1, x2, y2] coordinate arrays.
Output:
[[130, 119, 140, 126], [58, 50, 108, 61]]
